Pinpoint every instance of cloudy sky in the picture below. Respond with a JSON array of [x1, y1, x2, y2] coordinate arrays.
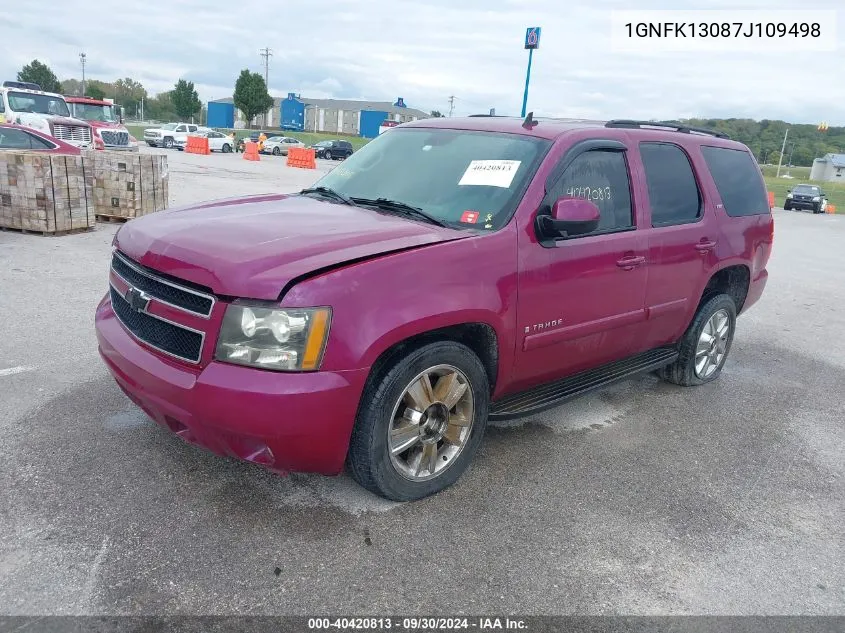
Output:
[[1, 0, 842, 124]]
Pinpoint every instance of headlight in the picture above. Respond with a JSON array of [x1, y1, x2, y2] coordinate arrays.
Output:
[[215, 303, 331, 371], [812, 196, 821, 201], [786, 193, 793, 198]]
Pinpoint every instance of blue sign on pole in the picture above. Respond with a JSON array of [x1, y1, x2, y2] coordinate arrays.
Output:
[[524, 27, 541, 50], [521, 27, 541, 117]]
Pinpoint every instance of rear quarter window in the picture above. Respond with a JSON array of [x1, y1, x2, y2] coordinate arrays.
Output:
[[700, 146, 769, 217]]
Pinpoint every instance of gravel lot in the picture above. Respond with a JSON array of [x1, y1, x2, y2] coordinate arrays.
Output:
[[0, 147, 842, 615]]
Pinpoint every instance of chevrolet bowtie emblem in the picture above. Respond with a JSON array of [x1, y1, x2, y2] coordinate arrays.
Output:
[[124, 286, 151, 313]]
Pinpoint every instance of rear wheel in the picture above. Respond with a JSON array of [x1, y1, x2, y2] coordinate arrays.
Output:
[[347, 341, 490, 501], [659, 293, 737, 386]]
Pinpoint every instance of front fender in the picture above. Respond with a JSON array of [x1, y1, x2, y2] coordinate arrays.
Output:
[[281, 228, 519, 395]]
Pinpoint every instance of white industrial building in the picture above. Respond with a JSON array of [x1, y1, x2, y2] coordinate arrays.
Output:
[[809, 153, 845, 182]]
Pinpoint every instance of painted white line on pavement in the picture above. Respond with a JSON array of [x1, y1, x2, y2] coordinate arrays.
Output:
[[0, 366, 35, 377]]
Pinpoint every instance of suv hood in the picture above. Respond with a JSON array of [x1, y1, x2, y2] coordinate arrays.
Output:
[[114, 193, 470, 300]]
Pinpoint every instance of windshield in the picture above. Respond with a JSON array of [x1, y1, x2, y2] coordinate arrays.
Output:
[[72, 102, 116, 122], [7, 91, 70, 117], [160, 123, 178, 131], [313, 128, 550, 229], [793, 185, 819, 194], [314, 141, 331, 147]]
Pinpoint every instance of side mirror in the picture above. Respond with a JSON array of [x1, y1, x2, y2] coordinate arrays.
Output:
[[787, 189, 792, 193], [537, 197, 601, 239]]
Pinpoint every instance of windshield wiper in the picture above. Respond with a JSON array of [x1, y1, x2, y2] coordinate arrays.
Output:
[[300, 186, 357, 206], [350, 197, 448, 228]]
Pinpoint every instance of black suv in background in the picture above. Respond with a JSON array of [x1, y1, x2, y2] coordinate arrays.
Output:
[[311, 139, 354, 160], [784, 184, 829, 213]]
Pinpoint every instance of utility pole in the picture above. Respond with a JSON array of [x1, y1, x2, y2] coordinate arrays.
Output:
[[79, 52, 87, 95], [775, 127, 789, 178], [447, 95, 455, 117], [259, 47, 273, 127]]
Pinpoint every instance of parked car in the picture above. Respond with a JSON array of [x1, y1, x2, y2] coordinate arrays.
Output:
[[311, 139, 353, 160], [143, 123, 209, 149], [95, 116, 773, 501], [0, 81, 93, 149], [65, 96, 137, 151], [0, 123, 82, 154], [784, 184, 828, 213], [262, 136, 305, 156], [174, 130, 234, 153]]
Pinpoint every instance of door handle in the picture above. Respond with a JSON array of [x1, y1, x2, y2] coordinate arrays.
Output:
[[616, 255, 646, 270], [695, 239, 718, 252]]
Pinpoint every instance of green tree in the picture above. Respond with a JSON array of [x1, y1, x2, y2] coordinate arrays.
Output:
[[233, 70, 274, 127], [17, 59, 61, 93], [430, 110, 444, 118], [86, 84, 106, 100], [171, 79, 202, 120], [114, 78, 147, 115], [145, 91, 177, 122]]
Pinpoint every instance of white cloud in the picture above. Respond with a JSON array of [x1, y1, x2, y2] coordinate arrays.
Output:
[[0, 0, 842, 124]]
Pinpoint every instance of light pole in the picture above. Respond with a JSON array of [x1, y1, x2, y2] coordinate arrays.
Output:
[[521, 27, 541, 118], [775, 127, 789, 178], [79, 52, 87, 95]]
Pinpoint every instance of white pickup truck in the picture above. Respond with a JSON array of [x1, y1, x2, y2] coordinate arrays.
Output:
[[143, 122, 210, 149]]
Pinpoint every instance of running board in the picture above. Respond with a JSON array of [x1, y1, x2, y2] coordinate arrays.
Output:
[[489, 347, 678, 420]]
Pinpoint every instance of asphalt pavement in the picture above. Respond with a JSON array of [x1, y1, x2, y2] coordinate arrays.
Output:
[[0, 149, 842, 615]]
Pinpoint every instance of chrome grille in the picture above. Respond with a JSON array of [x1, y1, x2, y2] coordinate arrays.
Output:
[[101, 130, 130, 146], [52, 124, 93, 144], [111, 251, 215, 318], [109, 285, 204, 364]]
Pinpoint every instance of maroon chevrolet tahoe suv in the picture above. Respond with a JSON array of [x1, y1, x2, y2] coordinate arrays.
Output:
[[95, 116, 773, 501]]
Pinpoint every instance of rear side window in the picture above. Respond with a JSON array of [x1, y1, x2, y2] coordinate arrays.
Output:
[[548, 150, 633, 234], [640, 143, 701, 226], [701, 146, 769, 216]]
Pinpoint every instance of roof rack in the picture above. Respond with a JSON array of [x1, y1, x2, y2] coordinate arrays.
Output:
[[605, 119, 730, 139], [3, 80, 42, 91]]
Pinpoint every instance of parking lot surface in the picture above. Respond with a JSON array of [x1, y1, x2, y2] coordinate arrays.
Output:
[[0, 148, 843, 615]]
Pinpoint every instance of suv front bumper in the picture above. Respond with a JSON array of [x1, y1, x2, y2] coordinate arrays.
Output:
[[95, 293, 369, 476]]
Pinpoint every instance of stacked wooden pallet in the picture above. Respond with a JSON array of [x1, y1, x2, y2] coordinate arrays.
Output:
[[88, 152, 169, 221], [0, 151, 95, 235]]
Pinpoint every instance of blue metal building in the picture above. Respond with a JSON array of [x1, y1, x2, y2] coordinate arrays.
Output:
[[280, 93, 305, 131], [359, 110, 390, 138], [207, 101, 235, 128]]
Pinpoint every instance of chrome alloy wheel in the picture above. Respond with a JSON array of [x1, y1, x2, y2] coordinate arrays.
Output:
[[388, 365, 474, 482], [695, 309, 731, 379]]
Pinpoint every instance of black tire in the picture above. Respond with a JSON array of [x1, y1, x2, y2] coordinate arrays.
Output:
[[324, 150, 332, 160], [813, 203, 822, 214], [163, 137, 174, 149], [272, 146, 281, 156], [659, 293, 737, 387], [783, 204, 791, 211], [146, 141, 155, 147], [222, 143, 231, 153], [347, 341, 490, 501]]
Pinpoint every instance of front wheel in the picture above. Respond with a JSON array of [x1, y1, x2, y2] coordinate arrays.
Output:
[[163, 137, 174, 149], [783, 203, 791, 211], [272, 146, 281, 156], [324, 150, 332, 160], [659, 293, 737, 386], [221, 143, 232, 153], [347, 341, 490, 501]]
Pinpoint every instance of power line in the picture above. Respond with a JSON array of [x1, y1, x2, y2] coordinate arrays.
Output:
[[259, 47, 273, 89]]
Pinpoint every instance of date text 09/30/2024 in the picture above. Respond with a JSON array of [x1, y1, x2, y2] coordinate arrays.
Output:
[[307, 617, 528, 630]]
